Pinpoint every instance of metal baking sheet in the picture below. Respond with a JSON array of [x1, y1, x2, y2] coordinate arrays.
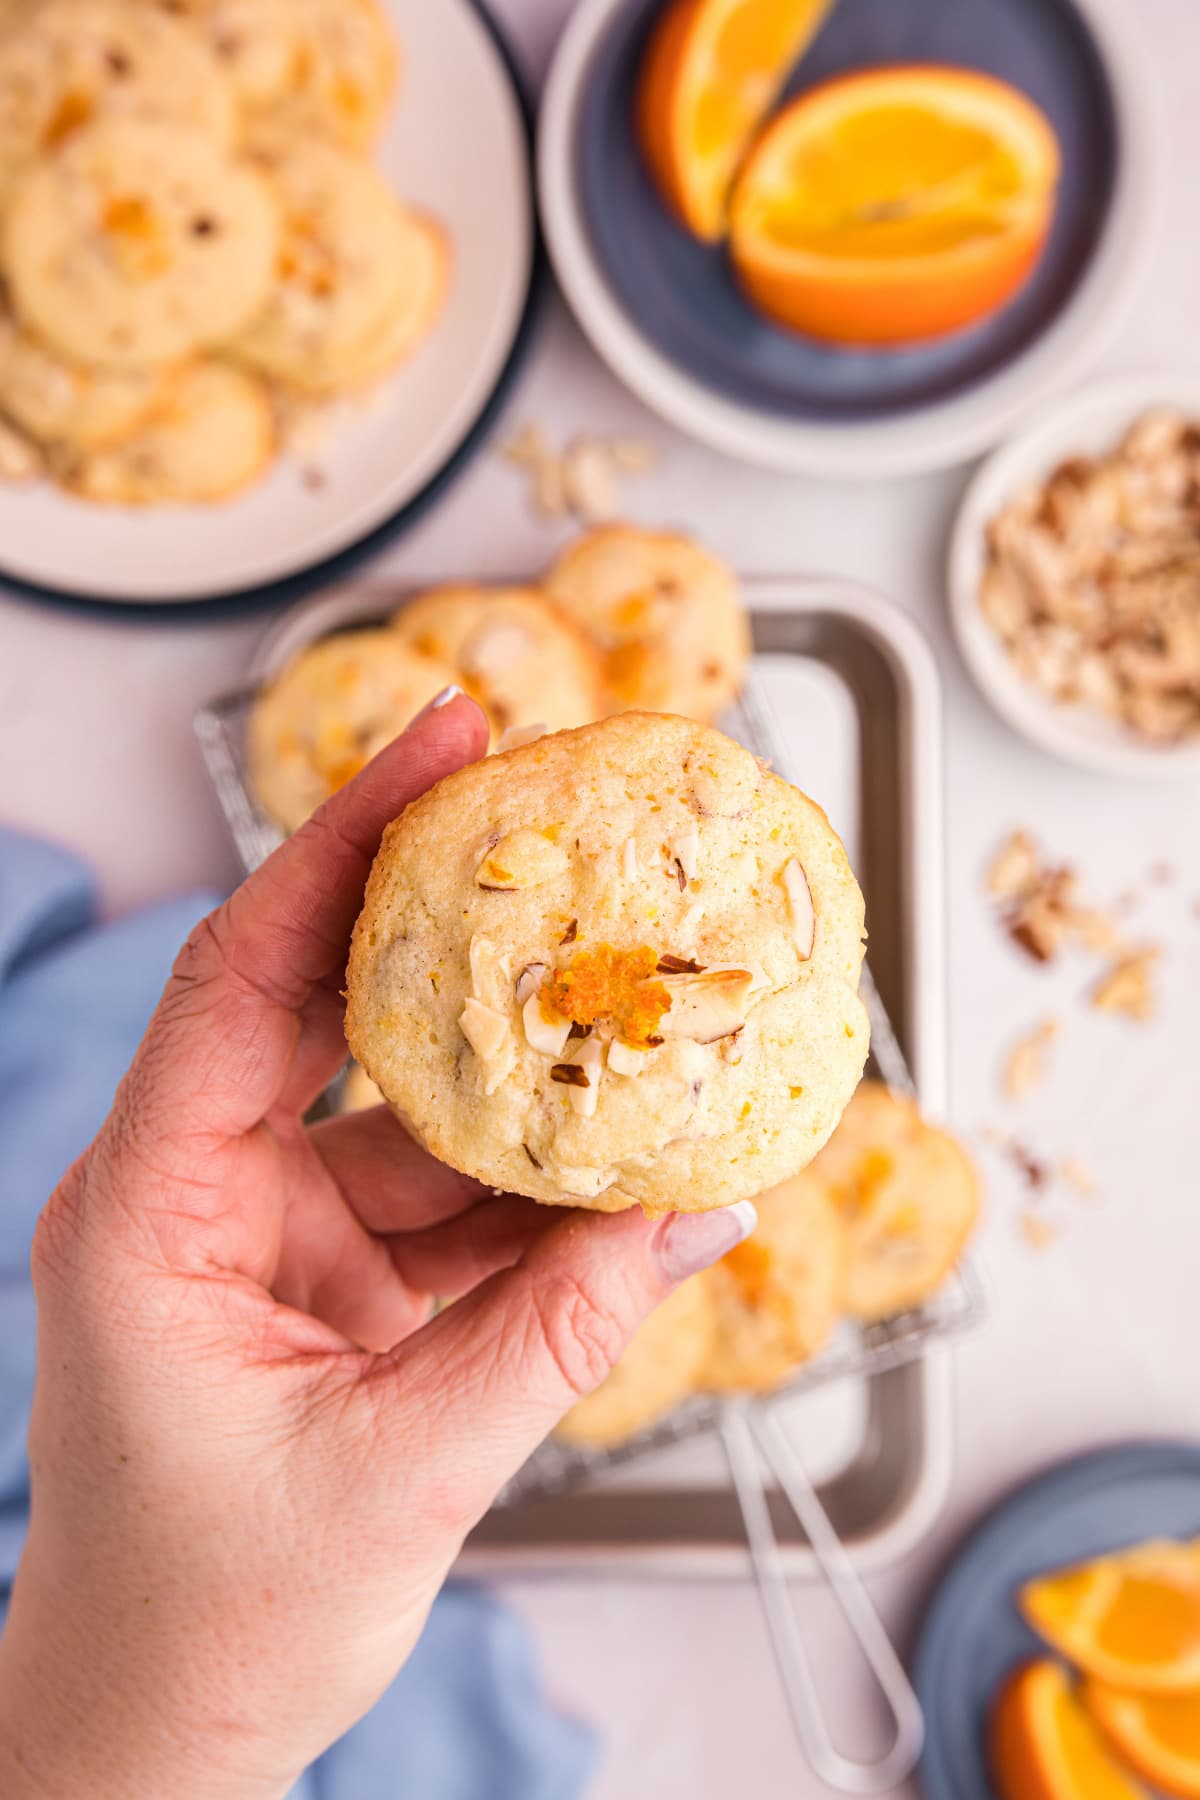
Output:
[[197, 573, 966, 1576]]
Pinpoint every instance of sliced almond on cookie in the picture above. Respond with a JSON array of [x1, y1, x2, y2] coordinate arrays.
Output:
[[476, 828, 569, 891], [655, 967, 754, 1043], [459, 997, 515, 1094], [782, 859, 815, 958], [522, 991, 572, 1058]]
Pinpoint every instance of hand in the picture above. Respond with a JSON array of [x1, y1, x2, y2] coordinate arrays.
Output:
[[0, 693, 755, 1800]]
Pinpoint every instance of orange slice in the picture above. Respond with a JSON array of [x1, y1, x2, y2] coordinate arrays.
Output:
[[728, 64, 1060, 345], [1084, 1682, 1200, 1798], [636, 0, 835, 241], [989, 1661, 1149, 1800], [1021, 1540, 1200, 1692]]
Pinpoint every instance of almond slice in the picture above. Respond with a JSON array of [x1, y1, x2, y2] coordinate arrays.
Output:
[[654, 967, 753, 1044], [515, 961, 549, 1005], [458, 997, 515, 1095], [782, 859, 815, 958], [496, 722, 547, 753], [522, 991, 572, 1058], [468, 933, 509, 1007], [555, 1034, 604, 1117], [670, 823, 700, 883], [607, 1037, 654, 1077], [476, 828, 569, 891]]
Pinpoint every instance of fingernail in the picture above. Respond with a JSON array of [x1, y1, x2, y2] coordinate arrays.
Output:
[[655, 1200, 757, 1284], [408, 685, 463, 726]]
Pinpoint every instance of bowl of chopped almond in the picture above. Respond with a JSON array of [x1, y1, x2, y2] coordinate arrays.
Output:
[[948, 374, 1200, 778]]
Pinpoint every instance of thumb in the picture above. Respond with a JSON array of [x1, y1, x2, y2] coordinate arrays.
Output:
[[383, 1199, 757, 1527]]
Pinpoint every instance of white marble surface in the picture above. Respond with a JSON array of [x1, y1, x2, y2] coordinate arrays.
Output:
[[1, 2, 1198, 1794]]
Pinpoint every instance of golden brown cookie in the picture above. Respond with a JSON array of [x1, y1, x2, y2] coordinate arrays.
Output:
[[346, 712, 869, 1216], [391, 585, 605, 738], [543, 524, 750, 723]]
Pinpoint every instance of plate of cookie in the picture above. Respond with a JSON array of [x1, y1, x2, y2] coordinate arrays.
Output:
[[0, 0, 535, 608]]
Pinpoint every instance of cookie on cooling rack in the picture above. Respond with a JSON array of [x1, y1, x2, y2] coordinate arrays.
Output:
[[701, 1172, 845, 1392], [154, 0, 300, 112], [248, 629, 464, 835], [543, 524, 750, 724], [5, 118, 279, 369], [345, 711, 869, 1216], [391, 585, 605, 738], [0, 0, 236, 200], [62, 360, 274, 505], [0, 311, 173, 450], [813, 1081, 980, 1322], [232, 129, 439, 395], [264, 0, 398, 152], [556, 1273, 715, 1449]]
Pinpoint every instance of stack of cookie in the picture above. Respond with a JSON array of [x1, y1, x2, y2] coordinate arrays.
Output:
[[0, 0, 446, 504], [248, 524, 753, 834], [558, 1082, 981, 1447]]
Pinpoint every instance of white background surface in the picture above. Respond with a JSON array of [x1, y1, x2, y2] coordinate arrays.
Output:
[[1, 2, 1198, 1795]]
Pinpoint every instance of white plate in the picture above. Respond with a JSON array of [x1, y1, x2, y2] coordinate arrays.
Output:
[[538, 0, 1154, 479], [947, 373, 1200, 779], [0, 0, 534, 606]]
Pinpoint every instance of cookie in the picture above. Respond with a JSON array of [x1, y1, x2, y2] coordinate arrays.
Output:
[[153, 0, 299, 112], [5, 118, 279, 370], [265, 0, 398, 151], [815, 1081, 980, 1321], [248, 630, 464, 835], [701, 1173, 845, 1392], [321, 211, 448, 390], [63, 359, 273, 504], [0, 0, 236, 200], [391, 586, 605, 738], [556, 1274, 715, 1449], [231, 130, 424, 394], [543, 525, 751, 723], [346, 712, 869, 1217], [0, 310, 171, 449]]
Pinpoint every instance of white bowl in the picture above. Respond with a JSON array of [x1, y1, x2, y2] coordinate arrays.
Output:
[[0, 0, 534, 608], [947, 373, 1200, 779]]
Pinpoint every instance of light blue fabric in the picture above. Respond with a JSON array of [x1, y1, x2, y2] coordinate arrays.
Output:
[[0, 827, 595, 1800]]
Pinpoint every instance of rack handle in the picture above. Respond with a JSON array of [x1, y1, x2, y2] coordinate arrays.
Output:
[[719, 1400, 924, 1794]]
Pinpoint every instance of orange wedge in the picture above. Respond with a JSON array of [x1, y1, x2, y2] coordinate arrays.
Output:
[[989, 1661, 1149, 1800], [1084, 1682, 1200, 1798], [728, 64, 1060, 345], [636, 0, 836, 241], [1021, 1540, 1200, 1693]]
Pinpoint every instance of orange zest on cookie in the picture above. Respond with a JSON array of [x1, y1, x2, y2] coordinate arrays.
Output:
[[542, 943, 670, 1048]]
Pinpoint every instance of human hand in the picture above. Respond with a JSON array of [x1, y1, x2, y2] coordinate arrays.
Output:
[[0, 693, 755, 1800]]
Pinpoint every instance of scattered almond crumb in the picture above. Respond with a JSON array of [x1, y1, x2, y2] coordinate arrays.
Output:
[[1008, 1140, 1049, 1192], [1092, 946, 1159, 1020], [987, 829, 1039, 900], [1002, 1018, 1060, 1100], [499, 423, 656, 525], [985, 829, 1127, 966], [1148, 861, 1175, 885], [1059, 1157, 1097, 1197], [1020, 1211, 1059, 1249]]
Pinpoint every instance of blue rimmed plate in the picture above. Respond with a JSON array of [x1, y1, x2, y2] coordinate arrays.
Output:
[[914, 1441, 1200, 1800], [539, 0, 1153, 476]]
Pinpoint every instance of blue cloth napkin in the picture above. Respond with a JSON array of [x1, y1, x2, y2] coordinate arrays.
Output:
[[0, 827, 594, 1800]]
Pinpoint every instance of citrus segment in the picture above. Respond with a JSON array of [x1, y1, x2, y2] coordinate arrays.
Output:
[[989, 1661, 1149, 1800], [1021, 1540, 1200, 1692], [636, 0, 835, 241], [1085, 1683, 1200, 1798], [728, 64, 1060, 343]]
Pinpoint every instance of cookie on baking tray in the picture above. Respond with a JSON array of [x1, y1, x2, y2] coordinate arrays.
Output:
[[153, 0, 300, 112], [701, 1172, 846, 1392], [391, 585, 605, 738], [232, 129, 431, 395], [345, 711, 869, 1217], [62, 359, 273, 505], [543, 524, 751, 724], [814, 1080, 980, 1322], [0, 0, 236, 200], [265, 0, 398, 151], [4, 118, 279, 369], [556, 1273, 715, 1449], [0, 310, 172, 450], [248, 629, 465, 835]]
